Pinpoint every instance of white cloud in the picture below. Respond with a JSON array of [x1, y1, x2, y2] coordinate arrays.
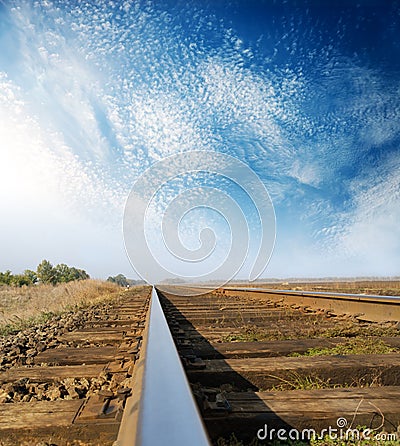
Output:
[[333, 155, 400, 274]]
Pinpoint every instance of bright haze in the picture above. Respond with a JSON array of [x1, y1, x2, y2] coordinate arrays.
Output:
[[0, 0, 399, 280]]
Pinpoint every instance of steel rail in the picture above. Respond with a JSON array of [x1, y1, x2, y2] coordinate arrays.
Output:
[[115, 287, 211, 446], [225, 287, 400, 302]]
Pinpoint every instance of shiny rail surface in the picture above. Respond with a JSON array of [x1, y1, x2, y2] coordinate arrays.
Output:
[[226, 287, 400, 302], [116, 287, 210, 446]]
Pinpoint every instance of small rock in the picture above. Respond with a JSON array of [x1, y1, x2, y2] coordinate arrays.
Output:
[[26, 348, 36, 357], [66, 385, 79, 398], [46, 387, 61, 401], [0, 390, 11, 403]]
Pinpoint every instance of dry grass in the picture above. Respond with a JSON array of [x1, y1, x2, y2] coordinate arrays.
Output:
[[221, 321, 399, 343], [240, 280, 400, 296], [0, 280, 121, 335], [267, 369, 386, 392]]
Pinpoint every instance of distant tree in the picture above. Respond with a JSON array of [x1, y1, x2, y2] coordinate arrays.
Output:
[[23, 269, 38, 285], [10, 274, 32, 287], [36, 260, 58, 285], [0, 269, 38, 287], [54, 263, 72, 283], [0, 270, 12, 286], [107, 274, 129, 287], [130, 279, 145, 286], [0, 263, 88, 287], [54, 264, 90, 283], [71, 267, 90, 281]]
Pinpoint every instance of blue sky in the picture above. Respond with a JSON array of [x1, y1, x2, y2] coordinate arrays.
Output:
[[0, 0, 399, 280]]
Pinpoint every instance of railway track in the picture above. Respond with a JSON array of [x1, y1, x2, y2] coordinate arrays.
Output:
[[0, 285, 399, 445]]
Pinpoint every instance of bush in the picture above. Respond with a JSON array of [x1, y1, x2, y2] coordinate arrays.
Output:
[[0, 271, 12, 286], [23, 270, 38, 284], [107, 274, 130, 287], [10, 274, 32, 287], [0, 261, 90, 287]]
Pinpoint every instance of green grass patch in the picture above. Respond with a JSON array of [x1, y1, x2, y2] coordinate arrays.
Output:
[[269, 372, 335, 391], [290, 337, 399, 357], [322, 324, 399, 339]]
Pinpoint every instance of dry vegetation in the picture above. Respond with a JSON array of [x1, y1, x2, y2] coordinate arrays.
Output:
[[0, 279, 121, 336], [220, 319, 399, 343], [238, 280, 400, 296]]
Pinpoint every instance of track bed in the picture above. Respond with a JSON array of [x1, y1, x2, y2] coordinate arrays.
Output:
[[0, 285, 399, 445]]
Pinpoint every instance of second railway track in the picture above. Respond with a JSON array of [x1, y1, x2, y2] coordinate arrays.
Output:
[[0, 285, 399, 445]]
